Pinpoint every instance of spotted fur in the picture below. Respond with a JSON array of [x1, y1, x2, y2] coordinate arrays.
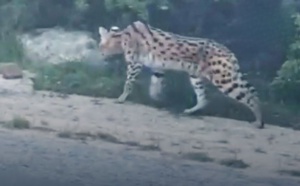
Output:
[[98, 21, 264, 129]]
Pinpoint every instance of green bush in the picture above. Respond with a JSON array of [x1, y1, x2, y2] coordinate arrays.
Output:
[[33, 61, 125, 98], [0, 0, 29, 63], [271, 13, 300, 103], [4, 116, 31, 129], [0, 32, 24, 63], [104, 0, 169, 20]]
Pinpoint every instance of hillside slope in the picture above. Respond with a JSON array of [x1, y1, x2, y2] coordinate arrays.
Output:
[[0, 71, 300, 180]]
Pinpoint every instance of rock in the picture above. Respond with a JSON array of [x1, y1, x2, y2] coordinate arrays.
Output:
[[0, 63, 23, 79], [18, 27, 106, 65], [0, 69, 34, 96]]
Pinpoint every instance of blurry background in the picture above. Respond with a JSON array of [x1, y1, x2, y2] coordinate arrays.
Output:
[[1, 0, 300, 129]]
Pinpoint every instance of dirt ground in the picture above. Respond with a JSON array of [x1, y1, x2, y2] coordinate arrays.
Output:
[[0, 71, 300, 181]]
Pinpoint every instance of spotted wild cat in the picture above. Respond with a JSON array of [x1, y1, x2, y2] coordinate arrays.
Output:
[[97, 21, 264, 129]]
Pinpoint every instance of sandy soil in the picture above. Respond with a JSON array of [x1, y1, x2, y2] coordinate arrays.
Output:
[[0, 71, 300, 180], [1, 129, 299, 186]]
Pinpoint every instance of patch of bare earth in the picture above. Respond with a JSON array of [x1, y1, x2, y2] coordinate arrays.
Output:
[[0, 71, 300, 180]]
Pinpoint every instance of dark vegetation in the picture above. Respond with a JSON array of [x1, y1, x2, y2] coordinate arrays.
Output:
[[278, 169, 300, 177], [1, 0, 300, 129], [182, 152, 215, 163], [1, 116, 31, 129], [219, 158, 250, 169]]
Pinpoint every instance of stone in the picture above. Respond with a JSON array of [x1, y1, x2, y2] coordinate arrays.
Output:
[[0, 63, 23, 79], [18, 28, 103, 65]]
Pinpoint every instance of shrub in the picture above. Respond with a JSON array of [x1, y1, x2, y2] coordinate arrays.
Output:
[[271, 13, 300, 103], [4, 116, 31, 129], [33, 61, 125, 98]]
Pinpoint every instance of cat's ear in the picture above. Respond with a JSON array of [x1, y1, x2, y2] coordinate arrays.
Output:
[[98, 27, 108, 36]]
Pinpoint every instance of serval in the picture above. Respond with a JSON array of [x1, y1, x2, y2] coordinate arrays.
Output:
[[97, 21, 264, 129]]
